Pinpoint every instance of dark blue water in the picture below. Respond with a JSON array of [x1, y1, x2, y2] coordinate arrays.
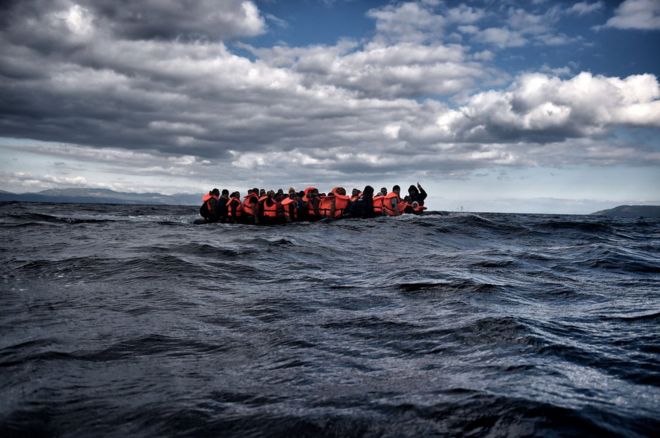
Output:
[[1, 201, 658, 437]]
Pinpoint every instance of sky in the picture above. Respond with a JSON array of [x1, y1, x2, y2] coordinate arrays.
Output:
[[1, 0, 659, 213]]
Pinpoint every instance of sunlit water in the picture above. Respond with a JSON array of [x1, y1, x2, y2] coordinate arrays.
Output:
[[1, 202, 658, 437]]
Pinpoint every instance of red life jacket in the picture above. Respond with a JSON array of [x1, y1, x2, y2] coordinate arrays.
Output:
[[383, 192, 401, 216]]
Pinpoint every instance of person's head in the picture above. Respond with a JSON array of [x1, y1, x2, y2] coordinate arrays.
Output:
[[352, 188, 360, 196], [408, 185, 418, 195], [231, 191, 240, 198], [267, 190, 275, 198], [221, 189, 229, 196], [260, 189, 266, 197], [363, 185, 374, 196], [211, 188, 220, 196], [298, 191, 305, 199], [334, 187, 346, 196], [393, 185, 400, 195], [277, 188, 284, 195], [379, 187, 387, 196], [288, 187, 296, 195]]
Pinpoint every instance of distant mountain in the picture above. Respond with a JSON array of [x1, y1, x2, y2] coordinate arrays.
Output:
[[592, 205, 660, 218], [0, 188, 200, 206]]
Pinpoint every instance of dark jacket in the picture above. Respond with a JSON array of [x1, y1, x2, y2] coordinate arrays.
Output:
[[405, 187, 427, 206], [347, 194, 375, 218]]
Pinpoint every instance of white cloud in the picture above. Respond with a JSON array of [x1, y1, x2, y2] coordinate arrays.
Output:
[[446, 5, 485, 24], [401, 72, 660, 145], [566, 1, 604, 16], [605, 0, 660, 30], [244, 40, 495, 99], [474, 27, 527, 48], [367, 2, 445, 43]]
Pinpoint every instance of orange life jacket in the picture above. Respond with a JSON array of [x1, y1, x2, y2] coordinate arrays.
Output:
[[372, 195, 385, 215], [281, 198, 297, 220], [202, 194, 218, 215], [226, 197, 243, 217], [383, 192, 401, 216], [261, 197, 278, 218], [242, 194, 258, 216], [303, 186, 317, 203], [319, 191, 351, 219]]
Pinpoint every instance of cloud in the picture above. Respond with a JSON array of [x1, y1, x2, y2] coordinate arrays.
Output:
[[243, 40, 496, 99], [3, 0, 266, 44], [445, 5, 485, 24], [471, 6, 577, 49], [367, 1, 446, 43], [474, 27, 527, 48], [0, 0, 659, 195], [398, 72, 660, 146], [566, 1, 604, 16], [604, 0, 660, 30]]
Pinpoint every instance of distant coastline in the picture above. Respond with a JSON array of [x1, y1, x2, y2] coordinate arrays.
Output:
[[592, 205, 660, 218], [0, 188, 198, 206]]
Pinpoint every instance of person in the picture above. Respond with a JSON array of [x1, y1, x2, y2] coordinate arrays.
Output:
[[347, 185, 375, 218], [383, 185, 403, 216], [318, 187, 350, 219], [304, 187, 321, 221], [281, 192, 298, 222], [404, 182, 427, 206], [242, 189, 260, 225], [226, 191, 243, 222], [296, 190, 308, 221], [199, 188, 220, 222], [330, 187, 351, 219], [260, 190, 279, 224], [351, 188, 361, 202], [372, 189, 385, 215], [217, 189, 229, 222], [379, 187, 387, 197]]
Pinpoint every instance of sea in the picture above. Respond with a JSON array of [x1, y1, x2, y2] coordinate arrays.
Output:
[[1, 201, 658, 437]]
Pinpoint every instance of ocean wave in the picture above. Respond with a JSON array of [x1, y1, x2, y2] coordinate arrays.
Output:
[[1, 202, 658, 437]]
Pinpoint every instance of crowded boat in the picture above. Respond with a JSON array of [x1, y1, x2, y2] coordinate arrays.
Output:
[[197, 184, 428, 224]]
